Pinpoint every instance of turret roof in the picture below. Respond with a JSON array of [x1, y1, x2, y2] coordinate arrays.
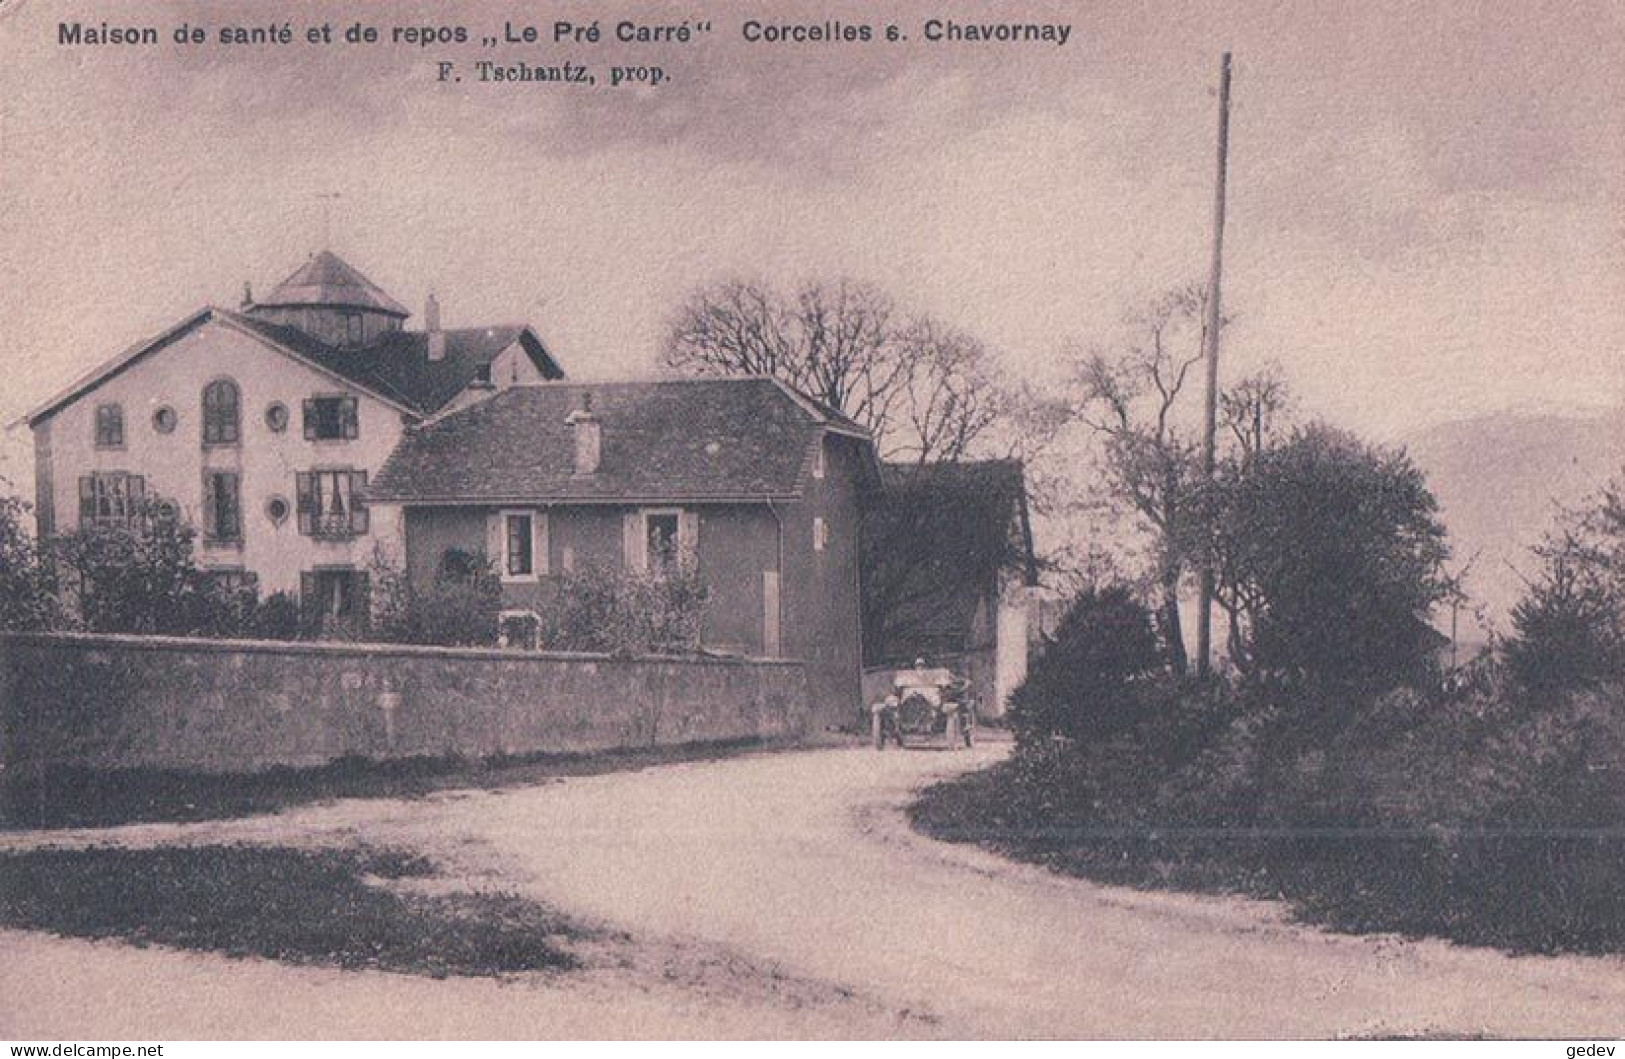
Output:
[[254, 250, 410, 317]]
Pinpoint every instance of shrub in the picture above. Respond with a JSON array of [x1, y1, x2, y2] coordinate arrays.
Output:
[[52, 503, 257, 637], [1007, 583, 1162, 748], [0, 486, 66, 632], [410, 574, 503, 647], [539, 562, 709, 656], [250, 591, 303, 641], [1504, 485, 1625, 697], [369, 546, 502, 648]]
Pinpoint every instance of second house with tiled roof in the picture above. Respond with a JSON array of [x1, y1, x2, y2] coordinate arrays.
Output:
[[369, 377, 877, 720]]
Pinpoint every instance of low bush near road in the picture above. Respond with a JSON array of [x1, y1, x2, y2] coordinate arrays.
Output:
[[914, 670, 1625, 956]]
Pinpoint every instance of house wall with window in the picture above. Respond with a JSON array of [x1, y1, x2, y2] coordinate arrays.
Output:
[[33, 317, 409, 597], [394, 434, 868, 723], [401, 503, 777, 655]]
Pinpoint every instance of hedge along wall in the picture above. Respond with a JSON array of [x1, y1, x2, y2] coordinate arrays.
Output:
[[0, 632, 812, 775]]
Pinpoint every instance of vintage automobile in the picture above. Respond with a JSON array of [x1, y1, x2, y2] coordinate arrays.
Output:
[[871, 662, 977, 750]]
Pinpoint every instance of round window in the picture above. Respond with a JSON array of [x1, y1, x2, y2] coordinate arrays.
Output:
[[265, 402, 289, 433], [152, 406, 177, 434], [266, 496, 291, 526]]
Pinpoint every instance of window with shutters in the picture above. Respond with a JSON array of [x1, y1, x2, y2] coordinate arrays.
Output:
[[506, 512, 533, 578], [295, 469, 369, 538], [494, 509, 546, 582], [303, 396, 359, 441], [202, 379, 240, 446], [202, 470, 243, 543], [77, 471, 144, 529], [94, 404, 124, 448]]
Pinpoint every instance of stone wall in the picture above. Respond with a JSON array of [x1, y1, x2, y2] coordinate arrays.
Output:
[[0, 632, 811, 775]]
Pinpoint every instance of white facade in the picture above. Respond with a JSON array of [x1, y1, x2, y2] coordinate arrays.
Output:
[[34, 313, 409, 596]]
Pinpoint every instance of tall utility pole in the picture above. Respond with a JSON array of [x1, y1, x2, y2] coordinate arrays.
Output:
[[1195, 51, 1232, 680]]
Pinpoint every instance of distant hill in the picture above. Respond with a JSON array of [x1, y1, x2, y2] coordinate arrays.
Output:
[[1403, 409, 1625, 638]]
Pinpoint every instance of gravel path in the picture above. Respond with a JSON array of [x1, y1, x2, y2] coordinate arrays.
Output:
[[5, 742, 1625, 1038]]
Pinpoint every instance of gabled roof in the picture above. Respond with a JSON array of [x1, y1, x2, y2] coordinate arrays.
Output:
[[371, 378, 873, 504], [254, 250, 410, 317], [23, 307, 417, 427], [226, 313, 563, 416], [22, 307, 562, 428]]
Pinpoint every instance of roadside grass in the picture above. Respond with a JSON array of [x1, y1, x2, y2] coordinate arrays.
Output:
[[911, 759, 1625, 957], [1, 737, 778, 831], [0, 843, 587, 976]]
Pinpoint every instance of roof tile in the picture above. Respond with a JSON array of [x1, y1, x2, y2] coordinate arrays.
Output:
[[371, 379, 856, 503]]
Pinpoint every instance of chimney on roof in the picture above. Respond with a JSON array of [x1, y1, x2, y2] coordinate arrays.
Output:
[[425, 292, 445, 361], [565, 393, 601, 476], [240, 282, 253, 309]]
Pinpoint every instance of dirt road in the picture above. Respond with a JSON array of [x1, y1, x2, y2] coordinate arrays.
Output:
[[6, 742, 1625, 1038]]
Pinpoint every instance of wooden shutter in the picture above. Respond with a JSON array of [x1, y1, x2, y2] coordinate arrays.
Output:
[[342, 398, 359, 439], [679, 510, 699, 568], [534, 512, 550, 576], [78, 475, 94, 528], [302, 399, 317, 440], [485, 511, 503, 567], [350, 471, 369, 534], [299, 571, 319, 634], [623, 511, 644, 572], [295, 472, 315, 535], [354, 571, 372, 631], [201, 472, 218, 539], [220, 473, 239, 539]]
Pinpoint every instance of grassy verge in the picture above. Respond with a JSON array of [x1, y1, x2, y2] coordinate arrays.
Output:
[[1, 738, 778, 831], [0, 844, 586, 976], [911, 758, 1625, 956]]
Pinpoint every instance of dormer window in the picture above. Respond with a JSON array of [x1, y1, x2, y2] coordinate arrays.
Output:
[[303, 396, 359, 441], [94, 403, 124, 448], [202, 379, 240, 447], [342, 311, 363, 346]]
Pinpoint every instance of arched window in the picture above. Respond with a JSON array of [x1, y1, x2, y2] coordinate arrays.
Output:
[[202, 379, 240, 446]]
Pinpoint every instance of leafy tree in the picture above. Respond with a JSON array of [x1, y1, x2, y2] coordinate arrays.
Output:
[[0, 486, 65, 632], [53, 503, 257, 637], [1189, 424, 1452, 693], [1007, 583, 1162, 748], [663, 278, 1006, 465], [1505, 478, 1625, 696]]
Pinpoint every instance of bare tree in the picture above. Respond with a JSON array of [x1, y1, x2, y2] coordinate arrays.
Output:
[[1066, 283, 1213, 674], [1220, 364, 1293, 462], [663, 278, 1003, 465]]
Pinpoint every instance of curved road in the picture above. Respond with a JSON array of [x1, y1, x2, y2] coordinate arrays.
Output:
[[6, 743, 1625, 1038]]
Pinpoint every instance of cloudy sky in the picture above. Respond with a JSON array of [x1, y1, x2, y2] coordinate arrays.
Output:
[[1, 0, 1621, 487]]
